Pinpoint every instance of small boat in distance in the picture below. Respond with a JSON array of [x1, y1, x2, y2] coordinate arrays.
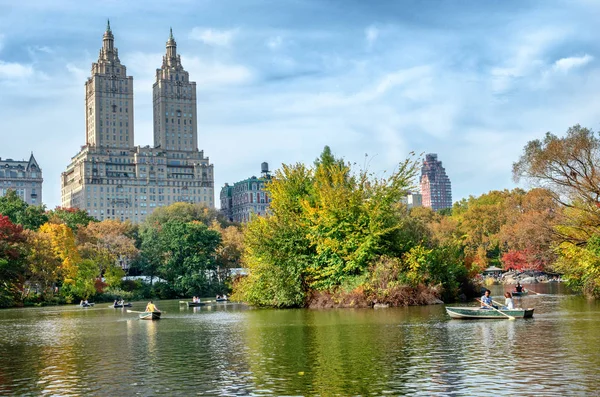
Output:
[[109, 303, 133, 308], [215, 297, 228, 302], [80, 302, 95, 308], [139, 311, 161, 320], [511, 289, 529, 297], [186, 301, 205, 307], [446, 306, 534, 319]]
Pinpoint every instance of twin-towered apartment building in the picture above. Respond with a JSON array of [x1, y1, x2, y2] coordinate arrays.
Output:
[[60, 22, 214, 223], [1, 23, 453, 222]]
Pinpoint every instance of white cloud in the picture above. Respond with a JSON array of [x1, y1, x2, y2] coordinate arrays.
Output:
[[553, 54, 593, 72], [189, 28, 237, 47], [267, 36, 283, 50], [0, 61, 34, 79], [365, 26, 379, 49], [184, 58, 253, 87]]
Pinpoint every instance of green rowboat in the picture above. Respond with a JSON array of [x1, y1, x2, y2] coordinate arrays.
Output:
[[511, 290, 529, 297], [446, 307, 534, 319], [139, 311, 161, 320]]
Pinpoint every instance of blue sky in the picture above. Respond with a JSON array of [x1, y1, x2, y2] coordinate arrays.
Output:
[[1, 0, 599, 209]]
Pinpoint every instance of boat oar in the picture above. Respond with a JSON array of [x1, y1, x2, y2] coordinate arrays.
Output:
[[126, 310, 144, 313], [476, 299, 515, 320]]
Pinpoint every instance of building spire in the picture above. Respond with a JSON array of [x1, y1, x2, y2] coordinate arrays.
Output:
[[169, 27, 173, 40], [106, 19, 111, 33]]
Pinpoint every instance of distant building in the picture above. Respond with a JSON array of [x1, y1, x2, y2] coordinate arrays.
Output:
[[406, 192, 422, 209], [220, 162, 272, 223], [420, 153, 452, 211], [0, 153, 43, 205], [61, 23, 214, 223]]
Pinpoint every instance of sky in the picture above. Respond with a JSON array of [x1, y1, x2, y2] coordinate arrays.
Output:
[[1, 0, 599, 209]]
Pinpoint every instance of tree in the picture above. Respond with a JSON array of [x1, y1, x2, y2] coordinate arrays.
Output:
[[234, 147, 423, 307], [78, 220, 138, 287], [0, 215, 26, 306], [23, 230, 61, 298], [48, 207, 96, 232], [0, 189, 48, 230], [38, 223, 81, 287], [513, 125, 600, 245], [153, 220, 221, 296], [144, 202, 227, 228], [209, 221, 244, 287], [514, 125, 600, 297]]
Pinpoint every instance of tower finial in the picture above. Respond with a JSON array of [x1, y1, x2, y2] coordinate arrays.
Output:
[[169, 27, 174, 40], [106, 19, 111, 33]]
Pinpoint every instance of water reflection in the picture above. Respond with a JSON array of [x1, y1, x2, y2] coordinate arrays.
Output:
[[0, 294, 599, 395]]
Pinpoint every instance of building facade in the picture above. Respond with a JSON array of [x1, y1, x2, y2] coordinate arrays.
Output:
[[0, 153, 43, 205], [220, 163, 272, 223], [61, 23, 214, 223], [419, 153, 452, 211]]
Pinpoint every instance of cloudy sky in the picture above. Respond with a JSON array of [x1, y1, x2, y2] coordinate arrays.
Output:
[[1, 0, 599, 208]]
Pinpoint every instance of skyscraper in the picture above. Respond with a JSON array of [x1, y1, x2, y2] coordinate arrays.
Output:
[[152, 28, 198, 152], [61, 22, 214, 223], [420, 153, 452, 211]]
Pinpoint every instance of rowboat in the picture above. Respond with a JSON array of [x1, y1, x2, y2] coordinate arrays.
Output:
[[109, 303, 133, 308], [215, 298, 228, 302], [446, 306, 534, 319], [80, 302, 95, 308], [512, 290, 529, 297], [139, 311, 161, 320], [186, 302, 206, 307]]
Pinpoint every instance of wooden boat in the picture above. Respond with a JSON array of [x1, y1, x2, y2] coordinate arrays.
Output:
[[215, 298, 228, 302], [139, 311, 161, 320], [186, 301, 206, 307], [512, 289, 529, 296], [446, 306, 534, 319], [80, 302, 95, 308], [109, 303, 133, 308]]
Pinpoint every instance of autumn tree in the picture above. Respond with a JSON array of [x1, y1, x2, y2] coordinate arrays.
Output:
[[0, 215, 26, 306], [78, 220, 138, 287], [514, 125, 600, 296], [23, 230, 61, 298]]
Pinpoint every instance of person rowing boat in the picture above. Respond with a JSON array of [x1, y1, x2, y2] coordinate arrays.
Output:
[[145, 300, 160, 312], [480, 289, 498, 309]]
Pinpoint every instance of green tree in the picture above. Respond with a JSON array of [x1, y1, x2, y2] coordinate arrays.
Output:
[[49, 207, 97, 232], [0, 189, 48, 230], [234, 147, 424, 307], [154, 220, 221, 296]]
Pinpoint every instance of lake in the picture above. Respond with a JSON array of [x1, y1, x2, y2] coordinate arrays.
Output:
[[0, 283, 598, 396]]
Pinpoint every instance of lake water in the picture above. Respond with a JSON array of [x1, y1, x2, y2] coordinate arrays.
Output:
[[0, 284, 598, 396]]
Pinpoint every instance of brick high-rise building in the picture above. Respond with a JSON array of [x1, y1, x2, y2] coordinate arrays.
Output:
[[420, 153, 452, 211], [61, 22, 214, 223], [220, 162, 272, 223]]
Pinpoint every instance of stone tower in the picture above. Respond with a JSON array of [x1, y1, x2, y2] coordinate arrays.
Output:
[[152, 28, 198, 152], [85, 20, 135, 149]]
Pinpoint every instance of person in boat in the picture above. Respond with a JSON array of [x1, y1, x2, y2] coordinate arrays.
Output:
[[83, 299, 89, 306], [80, 300, 84, 306], [480, 290, 497, 309], [145, 300, 159, 312], [503, 292, 514, 310], [192, 296, 197, 303], [114, 299, 119, 306], [515, 282, 523, 293]]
